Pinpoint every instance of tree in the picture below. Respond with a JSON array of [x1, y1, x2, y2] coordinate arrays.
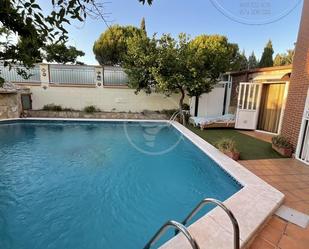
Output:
[[0, 1, 104, 69], [248, 52, 259, 69], [140, 17, 146, 35], [124, 33, 157, 94], [232, 50, 248, 71], [44, 43, 85, 64], [273, 54, 285, 67], [93, 25, 142, 66], [124, 33, 239, 121], [259, 40, 274, 67], [273, 49, 294, 66], [139, 0, 153, 4], [0, 0, 152, 84]]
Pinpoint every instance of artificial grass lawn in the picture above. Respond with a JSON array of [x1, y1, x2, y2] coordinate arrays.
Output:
[[186, 125, 284, 160]]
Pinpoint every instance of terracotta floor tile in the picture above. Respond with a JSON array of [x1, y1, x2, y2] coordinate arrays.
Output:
[[249, 236, 276, 249], [268, 216, 288, 231], [278, 234, 308, 249], [281, 191, 302, 202], [289, 189, 309, 201], [285, 223, 309, 241], [267, 175, 286, 183], [293, 181, 309, 189], [286, 201, 309, 215], [282, 175, 301, 183], [259, 224, 283, 245]]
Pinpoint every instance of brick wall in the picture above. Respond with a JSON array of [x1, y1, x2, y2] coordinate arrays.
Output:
[[281, 0, 309, 149]]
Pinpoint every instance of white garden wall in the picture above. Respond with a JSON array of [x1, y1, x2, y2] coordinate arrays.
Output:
[[27, 85, 185, 112], [189, 82, 231, 117]]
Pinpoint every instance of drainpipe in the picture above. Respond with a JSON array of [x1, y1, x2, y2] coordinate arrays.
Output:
[[194, 96, 199, 117]]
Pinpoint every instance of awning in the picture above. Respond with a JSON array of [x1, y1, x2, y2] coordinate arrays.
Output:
[[252, 71, 291, 81]]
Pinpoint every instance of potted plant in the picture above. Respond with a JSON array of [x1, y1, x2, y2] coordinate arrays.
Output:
[[272, 135, 293, 157], [217, 138, 240, 161]]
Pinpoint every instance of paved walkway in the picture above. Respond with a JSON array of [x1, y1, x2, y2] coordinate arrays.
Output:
[[238, 130, 274, 143], [241, 159, 309, 215], [249, 215, 309, 249], [239, 159, 309, 248]]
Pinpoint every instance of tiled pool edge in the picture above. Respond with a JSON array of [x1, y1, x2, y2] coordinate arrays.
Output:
[[0, 118, 284, 248], [162, 122, 284, 249]]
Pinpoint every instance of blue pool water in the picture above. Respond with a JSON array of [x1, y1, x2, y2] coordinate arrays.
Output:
[[0, 121, 241, 249]]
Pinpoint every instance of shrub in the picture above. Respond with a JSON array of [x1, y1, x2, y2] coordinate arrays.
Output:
[[42, 104, 63, 111], [83, 105, 99, 113], [0, 78, 4, 88], [62, 107, 75, 111], [272, 135, 293, 149], [217, 138, 238, 153], [160, 109, 178, 117], [182, 103, 190, 110]]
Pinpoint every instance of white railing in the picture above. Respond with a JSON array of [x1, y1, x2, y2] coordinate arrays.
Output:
[[0, 64, 41, 83], [49, 64, 96, 85], [103, 66, 128, 86], [0, 63, 128, 86]]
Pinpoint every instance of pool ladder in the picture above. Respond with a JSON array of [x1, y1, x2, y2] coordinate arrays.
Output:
[[143, 198, 240, 249], [169, 110, 185, 124]]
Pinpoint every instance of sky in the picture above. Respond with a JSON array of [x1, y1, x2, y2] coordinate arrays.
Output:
[[45, 0, 304, 65]]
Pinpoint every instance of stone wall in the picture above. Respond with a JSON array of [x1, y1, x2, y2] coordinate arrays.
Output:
[[24, 110, 169, 120], [0, 92, 20, 119]]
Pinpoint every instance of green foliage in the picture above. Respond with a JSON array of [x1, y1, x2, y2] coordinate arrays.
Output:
[[272, 135, 293, 149], [140, 17, 146, 34], [259, 40, 274, 68], [44, 43, 85, 64], [187, 126, 284, 160], [139, 0, 153, 4], [93, 25, 142, 66], [248, 52, 259, 69], [182, 103, 190, 110], [233, 50, 248, 71], [124, 33, 157, 94], [0, 0, 108, 82], [216, 138, 238, 153], [83, 105, 99, 113], [151, 33, 191, 102], [273, 49, 294, 66], [43, 104, 63, 111], [124, 33, 240, 114], [0, 77, 4, 87]]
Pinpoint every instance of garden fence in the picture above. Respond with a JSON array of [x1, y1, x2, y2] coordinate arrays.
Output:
[[0, 63, 128, 86]]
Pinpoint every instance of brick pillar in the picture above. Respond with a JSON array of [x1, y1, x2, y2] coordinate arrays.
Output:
[[281, 0, 309, 149]]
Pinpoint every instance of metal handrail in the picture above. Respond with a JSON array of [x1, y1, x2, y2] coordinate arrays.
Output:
[[169, 110, 180, 121], [179, 198, 240, 249], [143, 220, 200, 249], [169, 110, 185, 124]]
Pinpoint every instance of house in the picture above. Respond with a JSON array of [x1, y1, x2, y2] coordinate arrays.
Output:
[[228, 65, 292, 134], [224, 0, 309, 164], [281, 0, 309, 164]]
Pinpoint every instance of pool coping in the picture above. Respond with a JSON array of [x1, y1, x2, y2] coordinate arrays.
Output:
[[0, 118, 284, 249]]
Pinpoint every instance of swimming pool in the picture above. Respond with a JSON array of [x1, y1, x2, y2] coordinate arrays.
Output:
[[0, 120, 242, 249]]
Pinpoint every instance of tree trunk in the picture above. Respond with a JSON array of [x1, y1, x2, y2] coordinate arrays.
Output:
[[179, 88, 186, 125]]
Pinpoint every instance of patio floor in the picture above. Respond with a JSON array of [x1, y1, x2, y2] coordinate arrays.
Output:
[[241, 159, 309, 215], [240, 159, 309, 248], [238, 130, 274, 143]]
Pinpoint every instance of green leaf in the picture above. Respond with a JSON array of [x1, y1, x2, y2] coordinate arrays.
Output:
[[31, 4, 41, 10]]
